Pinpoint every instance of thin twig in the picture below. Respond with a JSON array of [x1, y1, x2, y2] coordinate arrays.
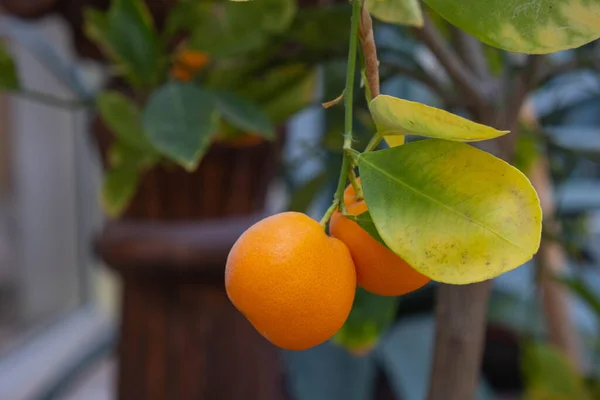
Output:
[[359, 4, 380, 98], [413, 13, 486, 106], [321, 0, 362, 227]]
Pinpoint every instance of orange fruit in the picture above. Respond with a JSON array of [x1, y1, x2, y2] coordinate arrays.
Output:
[[170, 65, 193, 81], [176, 50, 210, 70], [330, 180, 430, 296], [170, 50, 210, 82], [225, 212, 357, 350]]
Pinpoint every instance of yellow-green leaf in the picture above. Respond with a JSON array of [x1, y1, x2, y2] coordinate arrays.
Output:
[[424, 0, 600, 54], [358, 139, 542, 284], [366, 0, 423, 27], [384, 136, 405, 147], [370, 95, 508, 142]]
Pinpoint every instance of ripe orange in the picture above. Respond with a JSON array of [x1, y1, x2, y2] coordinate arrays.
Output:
[[225, 212, 357, 351], [330, 180, 430, 296], [170, 50, 210, 82]]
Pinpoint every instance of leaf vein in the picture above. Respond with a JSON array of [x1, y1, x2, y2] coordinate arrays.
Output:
[[361, 156, 530, 254]]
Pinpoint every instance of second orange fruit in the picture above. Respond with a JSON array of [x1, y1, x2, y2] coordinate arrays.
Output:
[[330, 180, 430, 296]]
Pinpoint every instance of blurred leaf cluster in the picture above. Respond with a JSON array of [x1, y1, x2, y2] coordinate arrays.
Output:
[[0, 0, 354, 216]]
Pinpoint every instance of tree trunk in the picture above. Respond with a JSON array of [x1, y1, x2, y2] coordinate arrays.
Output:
[[529, 156, 582, 368], [427, 281, 493, 400], [426, 108, 518, 400]]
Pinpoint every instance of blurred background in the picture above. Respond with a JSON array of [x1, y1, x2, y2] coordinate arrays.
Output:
[[0, 0, 600, 399]]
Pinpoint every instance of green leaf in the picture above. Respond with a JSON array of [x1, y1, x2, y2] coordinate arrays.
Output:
[[423, 0, 600, 54], [366, 0, 423, 27], [212, 91, 274, 139], [189, 0, 296, 58], [101, 163, 139, 217], [333, 287, 398, 353], [358, 139, 542, 284], [370, 95, 509, 141], [97, 91, 155, 152], [84, 0, 161, 87], [143, 83, 219, 170], [347, 211, 387, 248], [522, 342, 592, 400], [0, 44, 19, 90]]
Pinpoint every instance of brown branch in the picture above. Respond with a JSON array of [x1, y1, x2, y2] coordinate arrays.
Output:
[[494, 55, 544, 156], [530, 157, 582, 368], [450, 26, 492, 82], [427, 281, 493, 400], [359, 5, 380, 98], [427, 110, 518, 400], [413, 13, 486, 106]]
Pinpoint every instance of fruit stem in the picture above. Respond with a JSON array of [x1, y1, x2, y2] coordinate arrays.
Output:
[[364, 134, 382, 152], [349, 168, 364, 200], [319, 202, 339, 229], [320, 0, 362, 229]]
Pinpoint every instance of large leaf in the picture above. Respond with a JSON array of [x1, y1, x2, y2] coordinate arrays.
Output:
[[333, 287, 398, 353], [0, 43, 19, 90], [522, 342, 592, 400], [85, 0, 161, 87], [143, 83, 219, 170], [366, 0, 423, 27], [424, 0, 600, 54], [97, 91, 155, 152], [370, 95, 509, 141], [358, 139, 542, 284], [212, 91, 275, 139]]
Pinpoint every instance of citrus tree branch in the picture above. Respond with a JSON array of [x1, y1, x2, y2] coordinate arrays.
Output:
[[449, 26, 492, 82], [413, 13, 486, 106], [359, 5, 380, 98], [320, 0, 362, 227]]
